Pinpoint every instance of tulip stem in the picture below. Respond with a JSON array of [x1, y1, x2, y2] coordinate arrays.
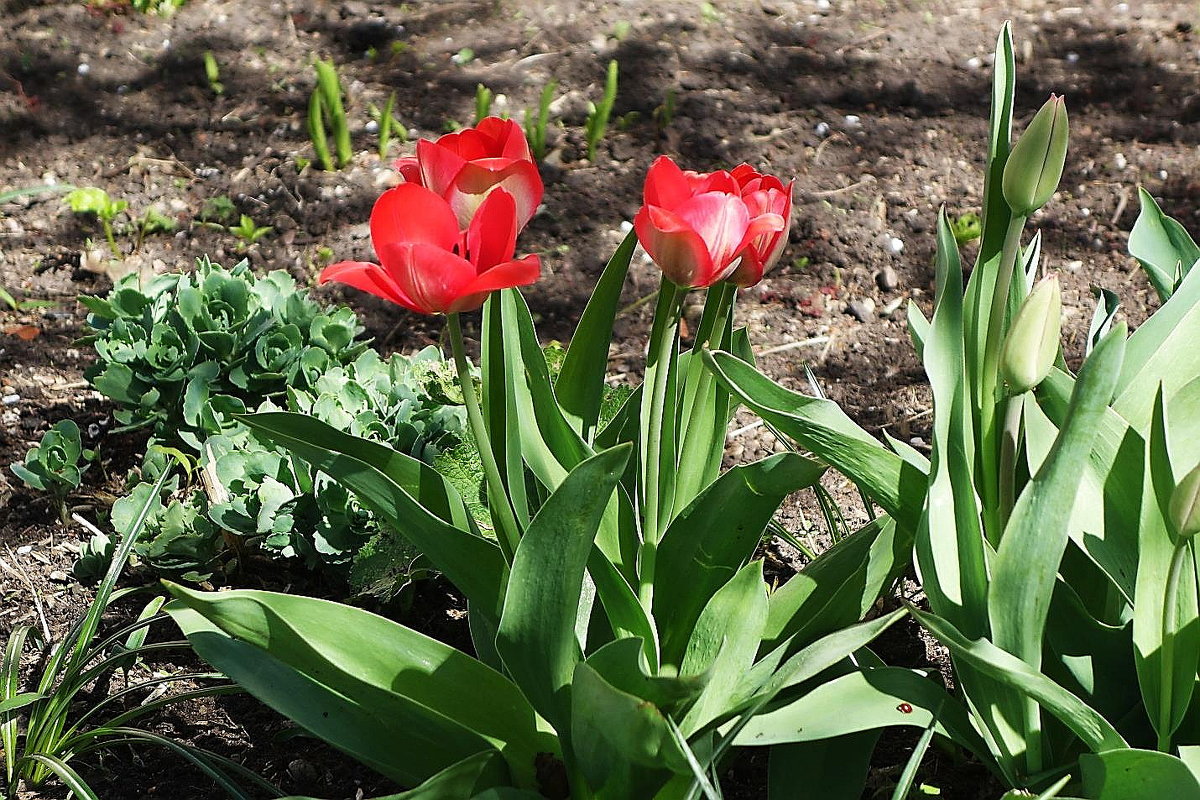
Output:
[[447, 312, 522, 562], [638, 280, 683, 611], [997, 392, 1023, 532], [1158, 538, 1191, 752], [979, 213, 1027, 546]]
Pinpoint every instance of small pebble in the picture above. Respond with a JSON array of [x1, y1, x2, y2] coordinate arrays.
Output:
[[876, 266, 899, 291], [1066, 52, 1079, 64], [843, 114, 861, 129], [885, 235, 904, 255], [2, 394, 19, 406], [50, 570, 69, 583], [814, 121, 831, 137], [76, 63, 90, 76], [847, 298, 876, 322], [815, 0, 830, 9], [619, 220, 633, 233], [966, 57, 983, 70], [1159, 169, 1169, 180], [879, 297, 904, 317], [364, 120, 379, 134], [16, 545, 32, 554], [1114, 153, 1127, 170]]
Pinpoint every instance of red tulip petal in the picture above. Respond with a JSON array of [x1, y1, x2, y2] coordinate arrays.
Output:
[[726, 253, 765, 288], [378, 241, 479, 315], [451, 159, 544, 230], [394, 156, 423, 185], [643, 156, 693, 210], [319, 260, 426, 313], [692, 169, 739, 196], [447, 254, 542, 313], [673, 192, 753, 279], [635, 205, 717, 288], [416, 138, 466, 197], [370, 184, 460, 254], [466, 189, 519, 270]]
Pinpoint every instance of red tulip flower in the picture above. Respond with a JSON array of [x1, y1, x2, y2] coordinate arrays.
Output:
[[634, 156, 789, 289], [726, 164, 794, 287], [395, 117, 544, 232], [320, 184, 540, 315]]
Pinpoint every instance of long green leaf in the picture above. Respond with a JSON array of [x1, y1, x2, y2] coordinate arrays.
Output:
[[1080, 748, 1200, 799], [655, 452, 825, 664], [495, 445, 633, 733], [165, 587, 551, 789], [1128, 187, 1200, 302], [767, 734, 879, 800]]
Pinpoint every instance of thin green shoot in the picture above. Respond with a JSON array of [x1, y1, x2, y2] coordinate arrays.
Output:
[[229, 215, 272, 250], [474, 83, 494, 123], [377, 91, 398, 158], [0, 286, 53, 312], [64, 188, 126, 259], [585, 59, 619, 161], [654, 87, 677, 130], [523, 80, 556, 161], [309, 59, 353, 170], [202, 50, 224, 95]]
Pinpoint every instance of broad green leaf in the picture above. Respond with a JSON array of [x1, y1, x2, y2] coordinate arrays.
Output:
[[704, 350, 926, 533], [571, 661, 688, 796], [237, 412, 506, 616], [639, 281, 683, 544], [482, 293, 531, 528], [1080, 748, 1200, 799], [496, 445, 632, 733], [680, 561, 769, 734], [557, 230, 637, 441], [1129, 187, 1200, 302], [990, 323, 1126, 669], [735, 667, 986, 759], [582, 638, 705, 716], [165, 587, 552, 789], [655, 452, 826, 664], [385, 751, 511, 799], [767, 734, 879, 800], [912, 608, 1127, 754], [763, 516, 909, 653]]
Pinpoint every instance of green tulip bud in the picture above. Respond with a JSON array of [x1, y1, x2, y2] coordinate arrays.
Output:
[[1000, 275, 1061, 393], [1002, 94, 1069, 217], [1169, 462, 1200, 540]]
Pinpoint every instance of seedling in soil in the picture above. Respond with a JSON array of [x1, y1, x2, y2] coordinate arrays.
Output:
[[10, 420, 95, 523], [451, 47, 475, 66], [373, 91, 403, 157], [0, 285, 53, 312], [654, 87, 677, 130], [64, 187, 127, 258], [308, 59, 352, 171], [229, 214, 272, 250], [584, 58, 618, 160], [474, 83, 494, 124], [610, 19, 632, 41], [950, 210, 982, 244], [700, 1, 722, 23], [202, 50, 223, 95], [523, 79, 556, 161], [200, 194, 237, 225]]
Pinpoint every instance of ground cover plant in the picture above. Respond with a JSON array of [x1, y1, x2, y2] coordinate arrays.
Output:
[[161, 117, 932, 799]]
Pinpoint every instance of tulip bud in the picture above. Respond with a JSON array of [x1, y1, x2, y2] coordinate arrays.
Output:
[[1002, 95, 1069, 217], [1000, 275, 1061, 393], [1169, 463, 1200, 540]]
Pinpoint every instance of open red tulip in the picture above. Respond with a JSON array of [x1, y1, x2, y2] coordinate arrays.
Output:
[[395, 117, 544, 232], [726, 164, 794, 287], [320, 184, 540, 315], [634, 156, 788, 289]]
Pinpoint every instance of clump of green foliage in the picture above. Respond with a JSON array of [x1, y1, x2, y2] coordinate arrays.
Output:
[[584, 59, 619, 160], [70, 260, 465, 592], [10, 420, 95, 522], [308, 59, 353, 171], [523, 80, 556, 161]]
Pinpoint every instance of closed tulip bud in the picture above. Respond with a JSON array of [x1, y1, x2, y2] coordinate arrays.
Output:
[[1000, 275, 1061, 393], [1169, 463, 1200, 540], [1002, 95, 1069, 217]]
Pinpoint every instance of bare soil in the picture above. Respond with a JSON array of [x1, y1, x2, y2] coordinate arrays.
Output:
[[3, 0, 1198, 796]]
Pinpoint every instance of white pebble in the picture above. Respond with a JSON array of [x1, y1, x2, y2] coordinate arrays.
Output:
[[966, 57, 982, 70], [1080, 207, 1091, 217], [161, 39, 171, 51], [2, 394, 19, 406], [77, 63, 90, 76], [619, 220, 633, 233], [815, 0, 830, 9], [16, 545, 32, 554], [1114, 153, 1127, 170], [1115, 2, 1128, 11], [887, 236, 904, 254], [1066, 52, 1079, 64], [364, 120, 379, 134], [814, 121, 831, 137], [1160, 170, 1169, 180], [843, 114, 861, 129]]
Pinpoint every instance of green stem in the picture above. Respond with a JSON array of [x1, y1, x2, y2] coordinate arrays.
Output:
[[979, 214, 1027, 546], [997, 393, 1023, 531], [447, 312, 522, 562], [1158, 538, 1190, 752], [102, 219, 120, 260], [638, 281, 683, 610]]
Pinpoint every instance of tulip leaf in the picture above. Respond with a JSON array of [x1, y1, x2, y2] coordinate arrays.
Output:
[[557, 230, 637, 441], [165, 588, 552, 789], [1129, 187, 1200, 302], [236, 412, 507, 616], [482, 295, 532, 528], [582, 637, 705, 716], [1080, 748, 1200, 799], [496, 445, 632, 734], [654, 451, 824, 664], [767, 735, 879, 800], [704, 350, 926, 534], [911, 607, 1127, 754]]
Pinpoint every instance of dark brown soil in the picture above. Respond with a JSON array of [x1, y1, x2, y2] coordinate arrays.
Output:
[[3, 0, 1197, 797]]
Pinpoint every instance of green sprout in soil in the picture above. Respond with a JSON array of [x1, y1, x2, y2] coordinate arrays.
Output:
[[654, 87, 677, 130], [229, 214, 272, 250], [584, 59, 619, 161], [951, 210, 982, 244], [474, 83, 494, 124], [0, 285, 53, 312], [610, 19, 632, 41], [200, 195, 237, 225], [374, 91, 403, 157], [308, 59, 353, 171], [202, 50, 224, 95], [452, 47, 475, 66], [64, 187, 127, 258], [10, 420, 95, 523], [523, 80, 556, 161]]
